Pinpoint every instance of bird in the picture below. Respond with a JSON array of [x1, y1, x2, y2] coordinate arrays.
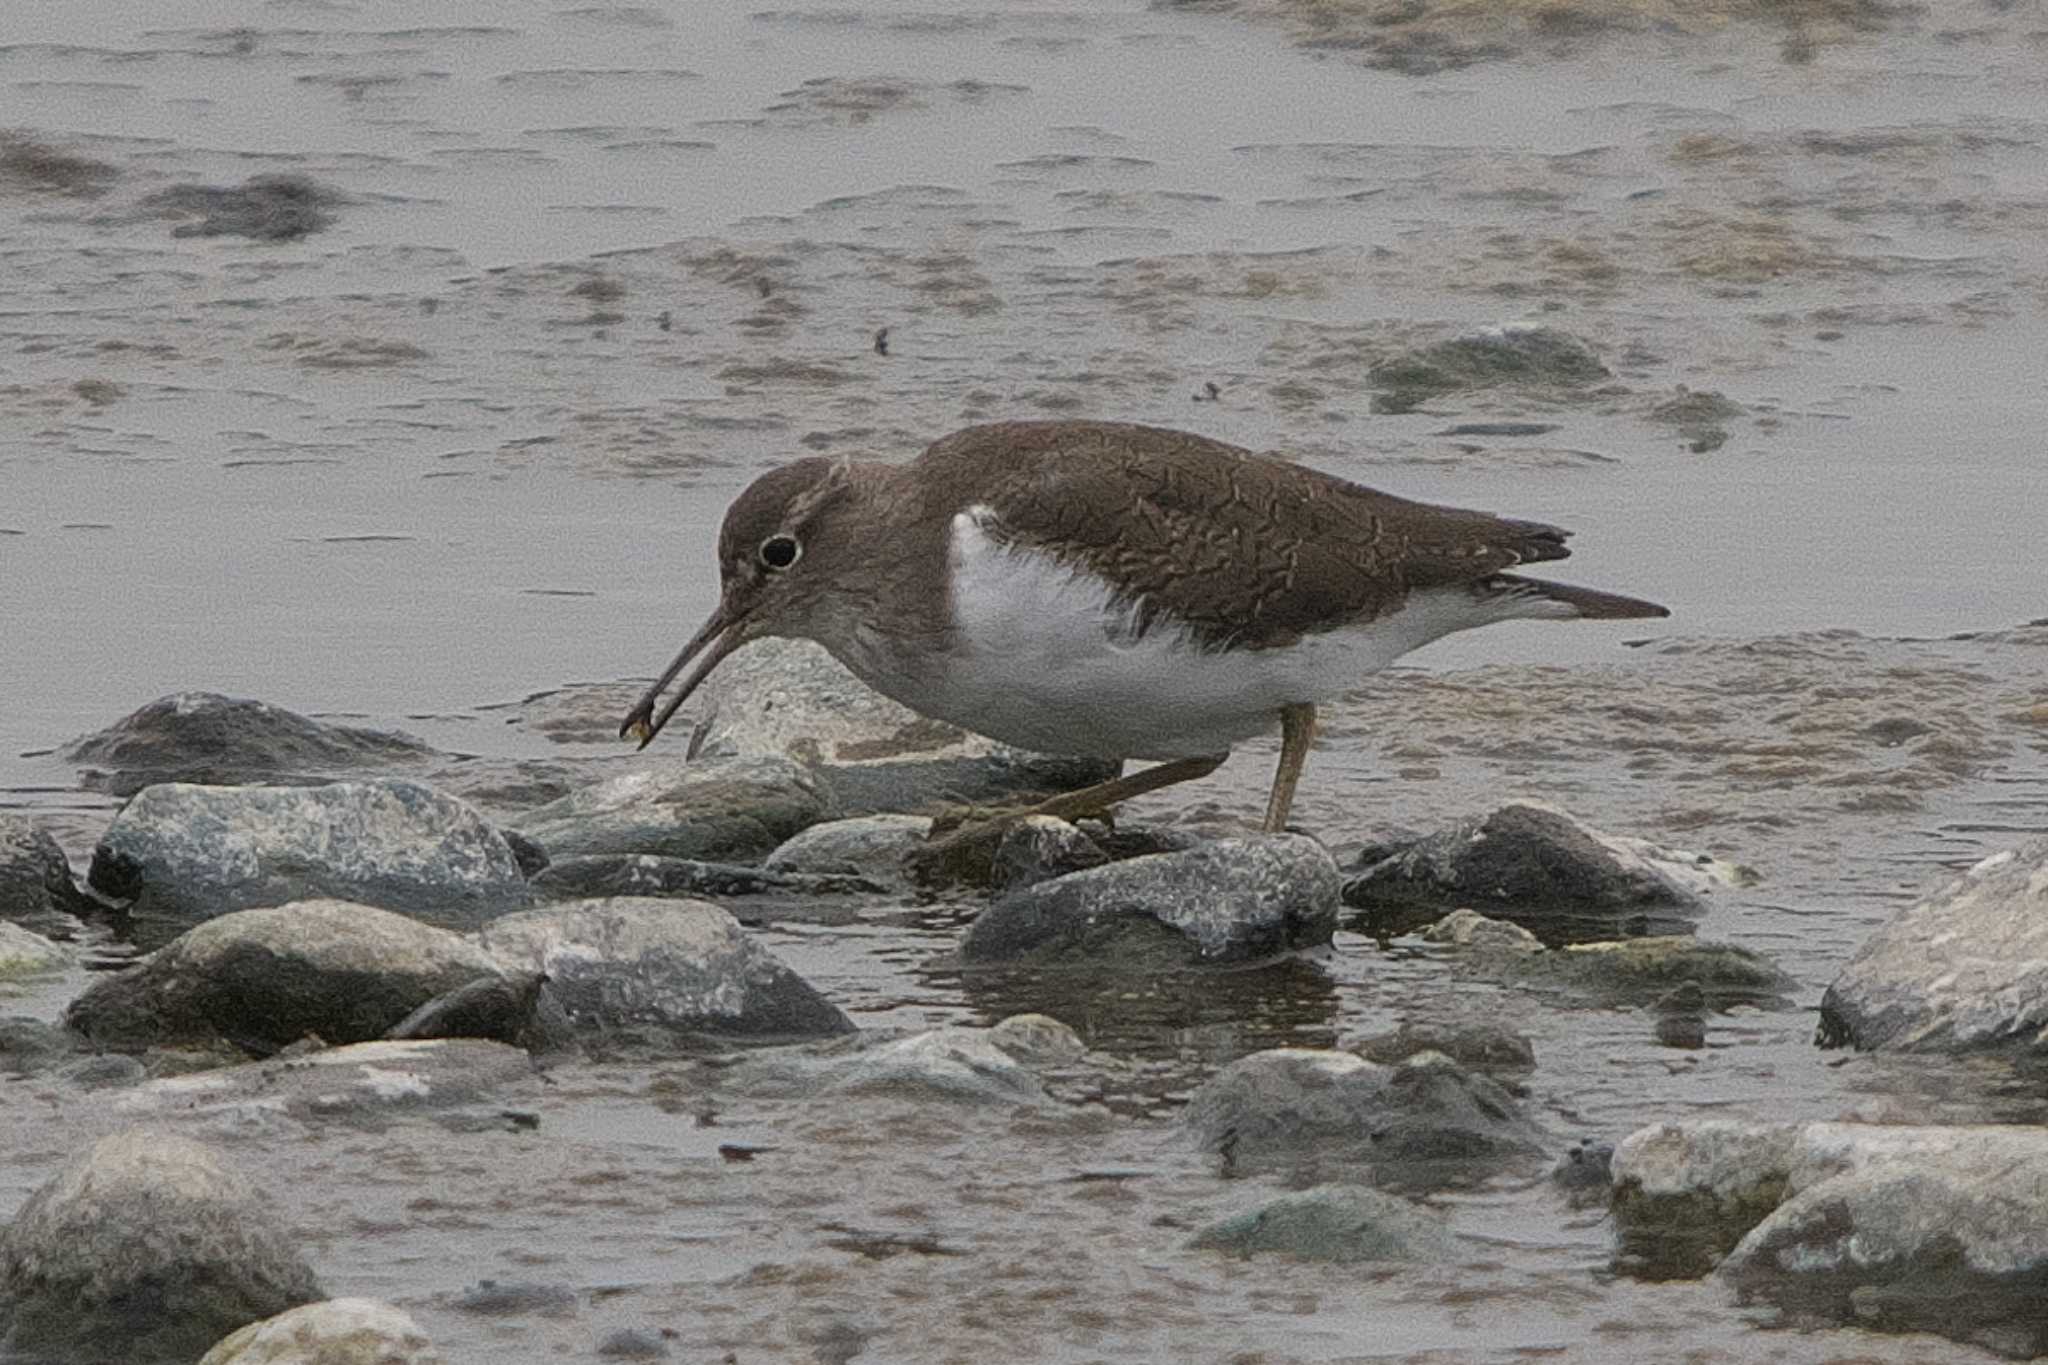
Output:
[[620, 419, 1667, 833]]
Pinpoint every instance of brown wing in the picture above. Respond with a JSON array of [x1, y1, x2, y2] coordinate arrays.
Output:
[[915, 420, 1572, 649]]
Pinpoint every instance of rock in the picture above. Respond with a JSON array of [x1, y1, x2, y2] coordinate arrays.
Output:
[[1652, 980, 1710, 1049], [1418, 908, 1542, 952], [688, 637, 1119, 816], [65, 900, 511, 1053], [0, 814, 89, 932], [991, 816, 1109, 894], [0, 1015, 82, 1076], [1344, 803, 1709, 943], [1367, 324, 1609, 413], [761, 814, 932, 883], [1552, 1138, 1615, 1205], [447, 1279, 577, 1317], [1353, 1020, 1536, 1081], [61, 692, 432, 797], [0, 1129, 322, 1361], [115, 1039, 540, 1124], [200, 1297, 445, 1365], [57, 1053, 147, 1089], [383, 970, 571, 1053], [143, 172, 345, 241], [87, 779, 529, 944], [1819, 839, 2048, 1052], [476, 897, 853, 1042], [1610, 1119, 1802, 1278], [531, 853, 883, 902], [732, 1015, 1084, 1105], [1543, 936, 1793, 1005], [1717, 1125, 2048, 1358], [1182, 1047, 1546, 1183], [596, 1326, 672, 1358], [1188, 1185, 1461, 1263], [0, 921, 66, 978], [514, 756, 823, 863], [961, 835, 1339, 968]]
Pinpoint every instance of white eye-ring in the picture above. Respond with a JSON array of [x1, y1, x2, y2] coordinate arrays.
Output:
[[758, 534, 801, 571]]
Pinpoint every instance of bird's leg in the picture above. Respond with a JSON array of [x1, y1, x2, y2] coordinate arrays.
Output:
[[1261, 703, 1317, 834], [913, 754, 1227, 887]]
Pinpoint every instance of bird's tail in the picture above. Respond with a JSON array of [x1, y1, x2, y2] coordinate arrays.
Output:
[[1491, 573, 1670, 620]]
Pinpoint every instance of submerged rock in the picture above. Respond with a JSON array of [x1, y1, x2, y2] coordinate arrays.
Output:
[[0, 1130, 322, 1362], [0, 814, 89, 932], [200, 1297, 445, 1365], [384, 971, 570, 1053], [731, 1015, 1084, 1105], [0, 922, 67, 978], [531, 852, 882, 902], [61, 692, 433, 796], [961, 835, 1338, 968], [1353, 1020, 1536, 1082], [990, 815, 1110, 894], [477, 897, 853, 1042], [1344, 803, 1710, 943], [688, 637, 1119, 816], [143, 172, 345, 241], [762, 813, 932, 883], [514, 756, 823, 863], [1367, 325, 1608, 413], [115, 1038, 540, 1125], [1189, 1185, 1462, 1264], [1819, 839, 2048, 1052], [1610, 1119, 1803, 1278], [65, 900, 508, 1052], [87, 779, 529, 942], [1182, 1046, 1546, 1184]]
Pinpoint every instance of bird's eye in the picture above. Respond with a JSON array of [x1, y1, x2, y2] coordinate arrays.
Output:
[[758, 534, 801, 571]]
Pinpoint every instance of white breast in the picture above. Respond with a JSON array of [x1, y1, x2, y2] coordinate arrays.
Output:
[[870, 508, 1562, 761]]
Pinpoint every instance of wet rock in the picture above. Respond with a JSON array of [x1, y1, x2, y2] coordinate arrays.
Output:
[[1188, 1185, 1461, 1264], [961, 835, 1338, 968], [0, 814, 89, 932], [65, 900, 508, 1053], [991, 815, 1110, 894], [57, 1053, 147, 1089], [595, 1326, 672, 1359], [1418, 908, 1542, 951], [733, 1015, 1082, 1104], [476, 897, 854, 1042], [448, 1279, 577, 1317], [1343, 803, 1709, 943], [1650, 387, 1744, 453], [514, 756, 823, 863], [1609, 1119, 1803, 1277], [115, 1039, 540, 1124], [688, 638, 1119, 817], [87, 779, 529, 943], [1539, 936, 1794, 1006], [1353, 1020, 1536, 1082], [531, 852, 883, 902], [0, 1129, 322, 1362], [1553, 1138, 1615, 1204], [200, 1297, 445, 1365], [1718, 1125, 2048, 1358], [1652, 980, 1710, 1048], [1367, 325, 1608, 413], [0, 1015, 82, 1076], [143, 172, 345, 240], [383, 970, 571, 1053], [0, 131, 117, 197], [761, 813, 932, 883], [61, 692, 434, 797], [0, 921, 67, 977], [1182, 1047, 1546, 1183], [1819, 839, 2048, 1053]]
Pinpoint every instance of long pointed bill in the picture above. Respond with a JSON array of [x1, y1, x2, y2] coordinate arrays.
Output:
[[618, 595, 753, 750]]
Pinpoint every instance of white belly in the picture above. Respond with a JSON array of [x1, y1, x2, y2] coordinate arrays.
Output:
[[842, 511, 1562, 761]]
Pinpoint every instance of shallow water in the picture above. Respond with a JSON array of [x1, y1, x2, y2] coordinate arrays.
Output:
[[4, 1, 2048, 1360]]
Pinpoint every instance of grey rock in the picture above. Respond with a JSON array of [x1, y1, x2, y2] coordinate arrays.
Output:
[[1819, 840, 2048, 1052], [1345, 803, 1710, 943], [762, 814, 932, 883], [514, 756, 823, 863], [991, 815, 1109, 894], [1368, 324, 1609, 413], [1183, 1046, 1547, 1183], [0, 921, 67, 977], [689, 637, 1119, 816], [65, 900, 510, 1053], [56, 1053, 147, 1089], [1418, 908, 1542, 951], [1711, 1123, 2048, 1358], [531, 853, 882, 902], [383, 970, 571, 1053], [448, 1279, 577, 1317], [477, 897, 853, 1042], [595, 1326, 672, 1358], [144, 172, 344, 241], [962, 835, 1339, 968], [1538, 935, 1793, 1006], [1610, 1119, 1803, 1278], [0, 814, 88, 931], [115, 1038, 540, 1124], [61, 692, 432, 797], [0, 1129, 322, 1362], [1, 1016, 81, 1075], [87, 779, 529, 944], [1189, 1185, 1462, 1263], [1353, 1020, 1536, 1080], [1552, 1138, 1615, 1200], [200, 1297, 445, 1365], [731, 1015, 1083, 1105]]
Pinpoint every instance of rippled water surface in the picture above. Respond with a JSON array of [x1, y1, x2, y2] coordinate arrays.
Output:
[[4, 1, 2048, 1360]]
